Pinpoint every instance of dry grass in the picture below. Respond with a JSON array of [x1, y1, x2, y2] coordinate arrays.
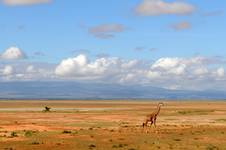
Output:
[[0, 100, 226, 150]]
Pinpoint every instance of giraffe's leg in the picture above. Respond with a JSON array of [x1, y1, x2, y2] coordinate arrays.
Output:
[[150, 117, 154, 127], [150, 120, 153, 127], [154, 117, 157, 128], [144, 120, 150, 133], [142, 120, 148, 130]]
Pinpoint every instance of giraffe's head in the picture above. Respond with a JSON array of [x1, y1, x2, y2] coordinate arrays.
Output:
[[158, 102, 164, 106]]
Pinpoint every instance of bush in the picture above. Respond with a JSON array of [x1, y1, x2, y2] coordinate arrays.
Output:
[[10, 132, 17, 137], [24, 130, 33, 137], [62, 130, 72, 134], [206, 145, 219, 150], [43, 106, 51, 112]]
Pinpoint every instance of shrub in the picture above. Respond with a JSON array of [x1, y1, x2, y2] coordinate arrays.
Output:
[[206, 145, 219, 150], [43, 106, 51, 112], [62, 130, 72, 134], [24, 130, 33, 137], [10, 132, 17, 137]]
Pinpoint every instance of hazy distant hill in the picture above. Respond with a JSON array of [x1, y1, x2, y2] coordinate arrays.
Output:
[[0, 82, 225, 100]]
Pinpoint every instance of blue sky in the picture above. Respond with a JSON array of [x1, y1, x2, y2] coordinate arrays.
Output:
[[0, 0, 226, 91], [1, 0, 225, 62]]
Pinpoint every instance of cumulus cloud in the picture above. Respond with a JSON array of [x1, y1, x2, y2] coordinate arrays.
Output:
[[152, 57, 182, 70], [171, 21, 191, 31], [146, 70, 161, 79], [55, 54, 141, 81], [54, 54, 226, 90], [135, 0, 195, 16], [150, 57, 205, 76], [2, 65, 14, 76], [56, 55, 121, 79], [0, 62, 55, 81], [216, 67, 225, 78], [0, 54, 225, 91], [146, 57, 226, 84], [151, 57, 186, 75], [146, 57, 226, 90], [193, 67, 208, 76], [2, 0, 51, 6], [0, 47, 26, 60], [26, 65, 35, 73], [88, 24, 125, 39], [55, 54, 89, 77]]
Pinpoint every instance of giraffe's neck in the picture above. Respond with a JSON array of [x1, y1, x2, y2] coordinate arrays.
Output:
[[155, 105, 161, 115]]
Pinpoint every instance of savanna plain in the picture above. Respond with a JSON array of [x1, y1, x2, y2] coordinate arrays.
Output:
[[0, 100, 226, 150]]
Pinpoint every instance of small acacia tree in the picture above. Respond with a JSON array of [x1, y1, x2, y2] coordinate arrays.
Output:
[[43, 106, 51, 112]]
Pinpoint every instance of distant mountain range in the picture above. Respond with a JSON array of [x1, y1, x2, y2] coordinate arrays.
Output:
[[0, 81, 225, 100]]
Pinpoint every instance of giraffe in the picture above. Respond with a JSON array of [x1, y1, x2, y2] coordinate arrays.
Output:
[[142, 102, 164, 128]]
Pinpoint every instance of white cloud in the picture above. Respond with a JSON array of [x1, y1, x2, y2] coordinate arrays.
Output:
[[54, 55, 226, 89], [55, 54, 90, 77], [2, 0, 51, 5], [147, 57, 226, 87], [216, 67, 225, 78], [55, 54, 141, 81], [135, 0, 195, 16], [151, 57, 187, 75], [2, 65, 14, 76], [146, 70, 161, 79], [55, 54, 113, 79], [193, 67, 208, 76], [26, 65, 35, 73], [0, 54, 225, 91], [88, 24, 125, 39], [119, 73, 136, 83], [0, 62, 55, 81], [0, 47, 26, 60], [152, 57, 182, 70], [121, 60, 139, 69], [15, 73, 25, 78]]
